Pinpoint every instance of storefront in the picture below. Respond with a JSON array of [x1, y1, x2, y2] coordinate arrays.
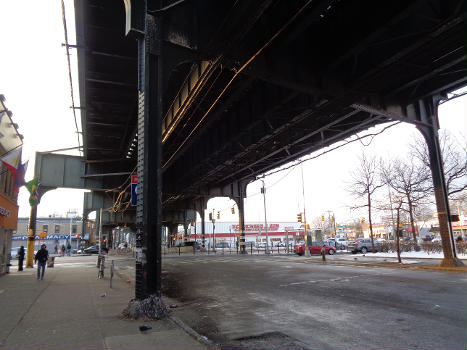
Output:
[[0, 192, 19, 275]]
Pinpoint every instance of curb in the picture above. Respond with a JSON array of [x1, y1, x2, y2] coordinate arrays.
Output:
[[298, 259, 467, 272], [168, 315, 220, 350]]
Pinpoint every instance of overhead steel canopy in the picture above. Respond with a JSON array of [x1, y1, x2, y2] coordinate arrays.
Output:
[[74, 0, 467, 209]]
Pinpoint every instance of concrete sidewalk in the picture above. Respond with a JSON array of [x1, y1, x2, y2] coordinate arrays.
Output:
[[0, 260, 211, 350]]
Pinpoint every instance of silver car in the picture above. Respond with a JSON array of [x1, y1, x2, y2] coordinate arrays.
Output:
[[347, 238, 379, 254]]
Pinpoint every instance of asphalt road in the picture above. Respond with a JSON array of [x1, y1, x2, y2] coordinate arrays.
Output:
[[156, 255, 466, 350]]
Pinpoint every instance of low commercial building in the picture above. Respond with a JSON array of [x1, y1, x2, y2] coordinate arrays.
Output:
[[0, 95, 22, 275], [14, 216, 85, 253]]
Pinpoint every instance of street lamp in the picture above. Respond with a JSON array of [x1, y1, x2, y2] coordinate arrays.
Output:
[[260, 179, 270, 254]]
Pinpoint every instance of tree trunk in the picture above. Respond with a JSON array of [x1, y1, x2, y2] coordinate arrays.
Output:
[[368, 190, 375, 252], [395, 203, 402, 264], [407, 195, 419, 250]]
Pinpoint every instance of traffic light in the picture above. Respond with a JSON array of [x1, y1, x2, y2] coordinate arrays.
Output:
[[297, 213, 302, 222], [217, 211, 220, 219], [305, 224, 310, 230], [209, 213, 213, 221], [231, 207, 235, 214], [361, 217, 365, 223], [321, 215, 325, 221]]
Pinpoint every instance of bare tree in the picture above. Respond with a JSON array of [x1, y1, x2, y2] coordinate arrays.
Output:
[[348, 153, 384, 252], [381, 157, 432, 247], [411, 130, 467, 198]]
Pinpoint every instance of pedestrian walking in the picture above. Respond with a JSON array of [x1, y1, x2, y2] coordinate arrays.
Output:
[[54, 245, 58, 254], [17, 246, 25, 271], [61, 244, 66, 256], [34, 244, 49, 280], [67, 242, 72, 256]]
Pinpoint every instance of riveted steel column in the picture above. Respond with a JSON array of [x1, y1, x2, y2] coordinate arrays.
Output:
[[135, 12, 163, 299], [237, 181, 249, 254], [200, 198, 206, 250], [417, 97, 463, 267]]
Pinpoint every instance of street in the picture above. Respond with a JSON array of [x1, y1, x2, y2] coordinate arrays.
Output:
[[153, 255, 467, 350]]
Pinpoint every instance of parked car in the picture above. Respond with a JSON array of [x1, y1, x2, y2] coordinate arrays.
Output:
[[10, 248, 19, 259], [294, 242, 336, 256], [184, 241, 201, 250], [215, 241, 230, 249], [81, 245, 107, 254], [256, 242, 266, 248], [335, 238, 348, 249], [347, 238, 379, 254]]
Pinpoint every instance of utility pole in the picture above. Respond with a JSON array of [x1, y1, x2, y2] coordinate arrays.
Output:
[[260, 179, 270, 254]]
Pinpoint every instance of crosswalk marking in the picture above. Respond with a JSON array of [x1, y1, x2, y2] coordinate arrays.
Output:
[[163, 256, 300, 266]]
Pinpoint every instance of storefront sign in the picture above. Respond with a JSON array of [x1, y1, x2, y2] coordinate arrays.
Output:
[[0, 206, 10, 217], [12, 234, 73, 241], [231, 223, 280, 232]]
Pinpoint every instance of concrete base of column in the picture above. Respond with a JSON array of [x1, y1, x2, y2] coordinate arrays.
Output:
[[439, 257, 465, 267]]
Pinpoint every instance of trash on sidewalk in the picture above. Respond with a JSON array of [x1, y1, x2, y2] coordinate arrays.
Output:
[[47, 257, 55, 268], [139, 325, 152, 332], [122, 295, 170, 320], [170, 304, 178, 309], [100, 293, 107, 297]]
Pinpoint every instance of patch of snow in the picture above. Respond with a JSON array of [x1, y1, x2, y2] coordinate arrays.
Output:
[[348, 251, 467, 259]]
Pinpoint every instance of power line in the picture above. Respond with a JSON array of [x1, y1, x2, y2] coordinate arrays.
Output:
[[60, 0, 81, 155]]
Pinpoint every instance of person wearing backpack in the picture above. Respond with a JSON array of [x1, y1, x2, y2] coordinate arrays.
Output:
[[34, 244, 49, 280]]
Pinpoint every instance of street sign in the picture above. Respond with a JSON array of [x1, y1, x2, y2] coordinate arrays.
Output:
[[131, 175, 137, 206]]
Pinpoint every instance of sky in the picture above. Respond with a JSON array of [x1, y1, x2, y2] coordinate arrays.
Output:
[[0, 1, 465, 224]]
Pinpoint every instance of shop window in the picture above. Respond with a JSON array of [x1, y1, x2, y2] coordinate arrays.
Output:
[[72, 224, 77, 234], [54, 225, 60, 234], [43, 225, 48, 233]]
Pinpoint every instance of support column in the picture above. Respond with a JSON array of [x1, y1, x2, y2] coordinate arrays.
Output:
[[199, 198, 206, 250], [135, 12, 163, 299], [81, 211, 88, 241], [168, 224, 178, 247], [237, 195, 247, 254], [416, 97, 463, 267], [26, 205, 37, 268]]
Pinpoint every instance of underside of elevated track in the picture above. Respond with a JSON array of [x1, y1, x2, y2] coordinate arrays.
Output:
[[27, 0, 466, 298]]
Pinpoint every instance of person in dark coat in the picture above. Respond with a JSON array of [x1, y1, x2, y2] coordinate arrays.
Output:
[[17, 246, 25, 271], [61, 244, 66, 256], [34, 244, 49, 280]]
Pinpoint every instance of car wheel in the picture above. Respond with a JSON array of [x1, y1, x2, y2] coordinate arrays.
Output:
[[328, 249, 335, 255], [361, 247, 368, 254]]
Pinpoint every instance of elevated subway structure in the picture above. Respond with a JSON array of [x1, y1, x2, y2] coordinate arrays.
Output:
[[70, 0, 467, 298]]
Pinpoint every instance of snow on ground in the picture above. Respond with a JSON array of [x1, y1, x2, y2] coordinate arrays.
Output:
[[339, 251, 467, 260]]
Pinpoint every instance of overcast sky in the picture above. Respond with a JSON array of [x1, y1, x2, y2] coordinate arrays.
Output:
[[0, 0, 465, 223]]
